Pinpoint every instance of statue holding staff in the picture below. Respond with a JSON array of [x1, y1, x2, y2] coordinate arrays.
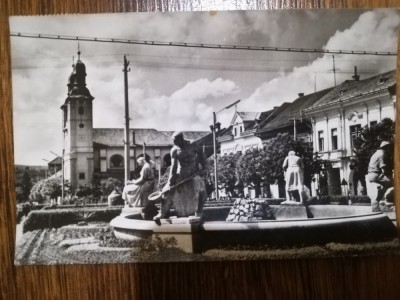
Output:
[[153, 131, 208, 222]]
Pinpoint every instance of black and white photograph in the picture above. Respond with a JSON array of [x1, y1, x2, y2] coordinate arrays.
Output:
[[11, 9, 400, 265]]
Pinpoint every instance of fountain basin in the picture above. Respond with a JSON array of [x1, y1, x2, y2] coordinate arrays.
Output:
[[110, 205, 398, 253]]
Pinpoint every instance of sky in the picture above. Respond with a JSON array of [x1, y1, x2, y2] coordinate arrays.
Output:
[[10, 9, 400, 165]]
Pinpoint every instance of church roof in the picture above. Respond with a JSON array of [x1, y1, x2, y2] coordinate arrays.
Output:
[[66, 50, 93, 101], [93, 128, 209, 147]]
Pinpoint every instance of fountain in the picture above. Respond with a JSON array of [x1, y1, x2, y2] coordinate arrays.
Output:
[[110, 200, 398, 253]]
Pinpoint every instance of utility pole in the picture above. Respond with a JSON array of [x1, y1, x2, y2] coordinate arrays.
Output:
[[123, 55, 131, 185], [314, 72, 317, 92], [332, 55, 337, 86], [293, 117, 297, 141], [61, 148, 65, 201], [212, 112, 218, 200], [212, 99, 240, 201]]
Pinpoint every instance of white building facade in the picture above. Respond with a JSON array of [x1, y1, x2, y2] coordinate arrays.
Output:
[[218, 111, 265, 155], [303, 71, 396, 196]]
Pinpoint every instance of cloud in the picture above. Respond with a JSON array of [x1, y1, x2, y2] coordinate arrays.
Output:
[[10, 9, 399, 165], [130, 78, 240, 131], [241, 10, 399, 112]]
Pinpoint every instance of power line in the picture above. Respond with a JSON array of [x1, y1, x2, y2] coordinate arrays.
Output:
[[12, 51, 396, 64], [11, 61, 385, 75], [10, 32, 397, 56]]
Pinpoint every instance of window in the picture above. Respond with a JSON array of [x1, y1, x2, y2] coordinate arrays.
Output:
[[331, 128, 338, 150], [100, 149, 106, 158], [78, 106, 84, 115], [63, 107, 68, 128], [350, 124, 362, 148], [79, 123, 84, 128], [234, 127, 237, 137], [240, 126, 243, 134], [110, 155, 124, 168], [79, 172, 85, 180], [100, 160, 107, 172], [318, 131, 324, 152]]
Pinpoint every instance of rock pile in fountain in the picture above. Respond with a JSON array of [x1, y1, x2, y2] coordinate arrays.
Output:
[[226, 199, 275, 222]]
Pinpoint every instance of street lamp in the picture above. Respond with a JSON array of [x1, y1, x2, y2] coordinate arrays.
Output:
[[211, 99, 241, 200]]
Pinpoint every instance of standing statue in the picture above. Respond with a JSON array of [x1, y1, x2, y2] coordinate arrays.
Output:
[[153, 131, 208, 222], [282, 150, 304, 203], [122, 157, 154, 207], [366, 141, 394, 211]]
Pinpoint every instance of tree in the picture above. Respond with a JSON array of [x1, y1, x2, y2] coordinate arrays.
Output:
[[216, 152, 241, 197], [100, 177, 123, 197], [40, 178, 62, 200], [353, 118, 395, 189], [29, 179, 46, 203], [29, 177, 62, 203], [236, 148, 269, 197], [263, 133, 324, 189], [21, 171, 32, 201]]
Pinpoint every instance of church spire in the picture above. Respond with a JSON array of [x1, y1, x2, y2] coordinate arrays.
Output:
[[66, 47, 93, 100]]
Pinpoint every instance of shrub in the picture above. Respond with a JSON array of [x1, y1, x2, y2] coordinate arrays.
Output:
[[23, 210, 81, 232], [23, 207, 122, 232], [100, 178, 123, 196]]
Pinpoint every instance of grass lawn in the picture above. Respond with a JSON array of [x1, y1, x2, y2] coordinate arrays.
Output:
[[14, 220, 400, 265]]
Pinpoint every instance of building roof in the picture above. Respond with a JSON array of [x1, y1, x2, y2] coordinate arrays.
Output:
[[48, 156, 62, 166], [306, 70, 396, 110], [219, 109, 276, 139], [93, 128, 208, 147], [236, 112, 261, 122], [256, 88, 333, 135], [233, 111, 262, 130]]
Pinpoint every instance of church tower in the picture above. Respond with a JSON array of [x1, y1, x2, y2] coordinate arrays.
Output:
[[61, 49, 94, 192]]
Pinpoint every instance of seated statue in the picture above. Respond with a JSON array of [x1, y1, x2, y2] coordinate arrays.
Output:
[[366, 141, 394, 211], [154, 131, 207, 222], [122, 157, 154, 207]]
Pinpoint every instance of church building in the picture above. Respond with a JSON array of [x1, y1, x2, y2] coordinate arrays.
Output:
[[61, 51, 208, 191]]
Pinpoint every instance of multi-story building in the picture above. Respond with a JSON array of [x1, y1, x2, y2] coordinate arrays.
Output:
[[303, 70, 396, 196]]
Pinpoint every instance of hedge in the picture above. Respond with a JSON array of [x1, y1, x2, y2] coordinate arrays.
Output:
[[23, 208, 122, 233], [42, 203, 112, 210]]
